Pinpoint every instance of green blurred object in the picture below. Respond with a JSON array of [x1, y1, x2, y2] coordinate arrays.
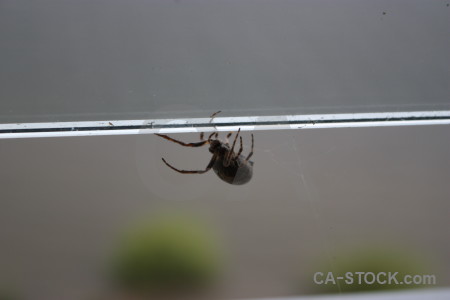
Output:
[[311, 246, 430, 294], [110, 214, 222, 295]]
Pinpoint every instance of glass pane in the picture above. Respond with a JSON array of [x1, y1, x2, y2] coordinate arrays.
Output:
[[1, 1, 449, 298]]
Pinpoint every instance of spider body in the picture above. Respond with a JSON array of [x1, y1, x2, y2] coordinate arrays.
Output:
[[156, 129, 254, 185], [209, 140, 254, 185]]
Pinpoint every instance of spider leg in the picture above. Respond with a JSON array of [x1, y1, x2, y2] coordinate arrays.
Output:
[[155, 134, 209, 147], [224, 128, 240, 167], [225, 132, 233, 145], [229, 128, 240, 153], [209, 110, 221, 120], [200, 132, 205, 141], [161, 155, 216, 174], [236, 136, 243, 158], [209, 111, 221, 129], [207, 132, 218, 142], [245, 133, 254, 161]]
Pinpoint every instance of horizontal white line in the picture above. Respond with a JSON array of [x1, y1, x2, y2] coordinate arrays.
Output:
[[1, 111, 449, 139]]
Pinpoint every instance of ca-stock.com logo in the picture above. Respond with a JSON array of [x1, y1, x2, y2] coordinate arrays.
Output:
[[314, 271, 436, 288]]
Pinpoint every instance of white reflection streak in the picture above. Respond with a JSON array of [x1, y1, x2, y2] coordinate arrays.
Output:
[[1, 110, 450, 139]]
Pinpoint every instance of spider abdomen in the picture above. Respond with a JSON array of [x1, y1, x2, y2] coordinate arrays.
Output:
[[213, 156, 253, 185]]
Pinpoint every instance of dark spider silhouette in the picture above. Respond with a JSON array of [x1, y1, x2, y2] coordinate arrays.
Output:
[[155, 129, 254, 185]]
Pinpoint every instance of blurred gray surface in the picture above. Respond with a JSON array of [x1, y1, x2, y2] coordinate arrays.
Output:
[[1, 0, 450, 123], [0, 125, 449, 299]]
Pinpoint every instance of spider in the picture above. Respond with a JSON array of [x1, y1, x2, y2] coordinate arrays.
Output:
[[155, 129, 254, 185]]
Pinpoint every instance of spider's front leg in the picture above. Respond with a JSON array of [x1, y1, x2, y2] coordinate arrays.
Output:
[[155, 134, 208, 147], [245, 134, 254, 162], [161, 155, 217, 174], [224, 128, 241, 167], [236, 136, 243, 158], [200, 132, 218, 142]]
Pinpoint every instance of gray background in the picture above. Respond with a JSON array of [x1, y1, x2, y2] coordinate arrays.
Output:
[[1, 0, 450, 123], [0, 125, 449, 299]]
